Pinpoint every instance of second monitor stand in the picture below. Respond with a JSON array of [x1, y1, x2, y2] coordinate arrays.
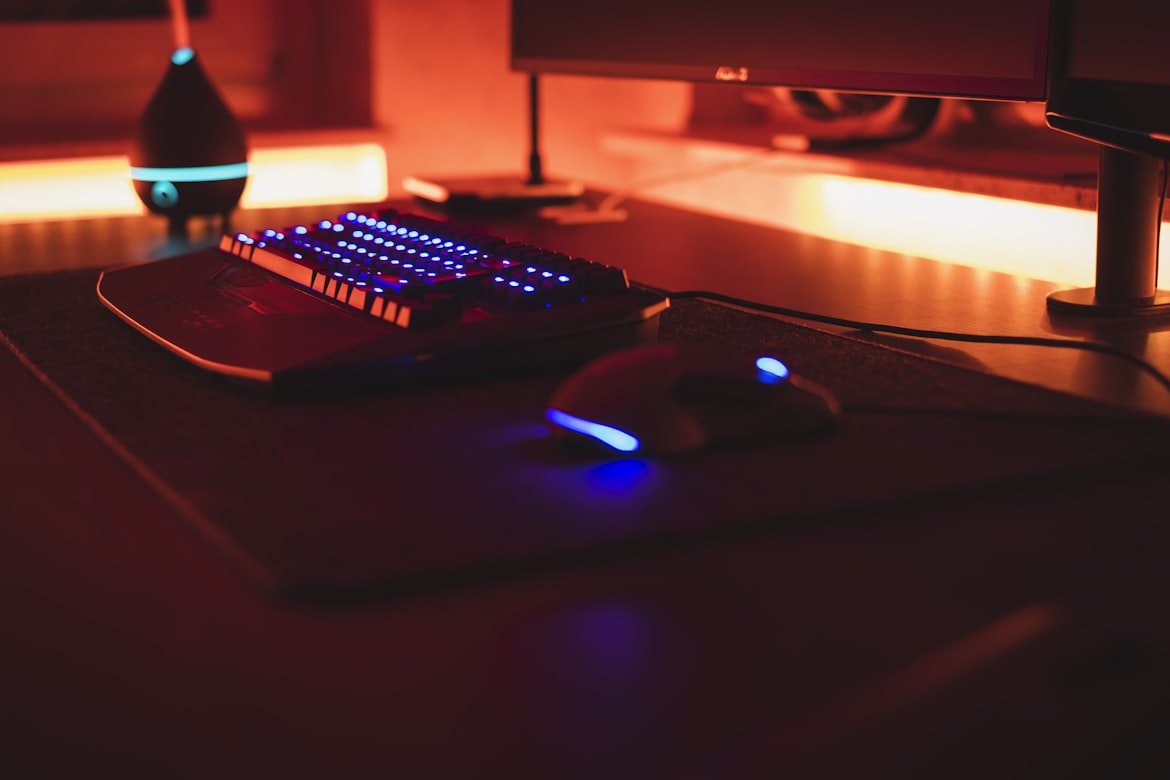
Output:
[[402, 73, 584, 213], [1047, 145, 1170, 317]]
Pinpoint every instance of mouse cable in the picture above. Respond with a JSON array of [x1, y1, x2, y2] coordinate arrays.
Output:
[[667, 289, 1170, 402]]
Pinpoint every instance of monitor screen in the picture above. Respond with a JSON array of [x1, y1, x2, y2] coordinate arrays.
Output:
[[1046, 0, 1170, 158], [511, 0, 1051, 101]]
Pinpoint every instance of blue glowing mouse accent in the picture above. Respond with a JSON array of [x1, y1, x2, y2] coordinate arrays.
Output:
[[131, 162, 249, 183], [150, 180, 180, 208], [547, 408, 641, 453], [171, 47, 195, 66], [755, 356, 790, 384]]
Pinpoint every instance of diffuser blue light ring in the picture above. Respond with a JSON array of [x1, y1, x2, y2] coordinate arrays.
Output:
[[130, 163, 250, 183], [547, 408, 641, 453]]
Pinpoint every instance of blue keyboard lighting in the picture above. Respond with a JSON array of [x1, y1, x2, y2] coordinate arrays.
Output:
[[141, 206, 670, 387], [547, 409, 641, 453]]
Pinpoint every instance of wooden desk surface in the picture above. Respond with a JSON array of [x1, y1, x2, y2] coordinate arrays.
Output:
[[6, 197, 1170, 417], [2, 201, 1169, 778]]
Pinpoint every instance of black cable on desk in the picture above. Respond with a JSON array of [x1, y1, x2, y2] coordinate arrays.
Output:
[[669, 289, 1170, 401]]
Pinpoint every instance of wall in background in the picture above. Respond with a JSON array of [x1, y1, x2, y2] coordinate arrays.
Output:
[[0, 0, 370, 155], [369, 0, 691, 195], [0, 0, 688, 189]]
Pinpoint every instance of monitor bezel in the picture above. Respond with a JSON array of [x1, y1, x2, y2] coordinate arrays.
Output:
[[1044, 1, 1170, 159], [510, 2, 1053, 102]]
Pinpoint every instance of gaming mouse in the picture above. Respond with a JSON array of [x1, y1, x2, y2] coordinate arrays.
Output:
[[546, 343, 841, 455]]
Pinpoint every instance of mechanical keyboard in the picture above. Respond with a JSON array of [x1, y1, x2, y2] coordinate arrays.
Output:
[[97, 208, 669, 391]]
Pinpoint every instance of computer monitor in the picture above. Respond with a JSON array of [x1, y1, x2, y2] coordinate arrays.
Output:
[[1045, 0, 1170, 314], [1046, 0, 1170, 159], [511, 1, 1050, 101], [511, 0, 1170, 317]]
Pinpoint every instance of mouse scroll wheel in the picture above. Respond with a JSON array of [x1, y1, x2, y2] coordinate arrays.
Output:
[[670, 373, 780, 404]]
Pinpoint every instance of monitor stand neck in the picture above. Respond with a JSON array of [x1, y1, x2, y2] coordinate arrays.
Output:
[[1048, 145, 1170, 316], [526, 73, 545, 186], [400, 73, 583, 213]]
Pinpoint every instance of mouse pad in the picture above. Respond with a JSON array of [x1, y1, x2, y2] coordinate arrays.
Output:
[[3, 269, 1169, 597]]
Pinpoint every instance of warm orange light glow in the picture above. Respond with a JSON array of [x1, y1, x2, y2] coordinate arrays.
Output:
[[0, 157, 144, 223], [241, 144, 388, 208], [0, 144, 389, 224], [807, 176, 1109, 287], [641, 169, 1170, 288]]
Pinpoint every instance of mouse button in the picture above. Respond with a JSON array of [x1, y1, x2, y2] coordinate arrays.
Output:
[[670, 371, 779, 405], [550, 357, 649, 409], [754, 384, 843, 437]]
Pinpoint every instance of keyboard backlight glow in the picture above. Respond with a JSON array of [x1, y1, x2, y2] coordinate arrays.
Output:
[[547, 409, 641, 453]]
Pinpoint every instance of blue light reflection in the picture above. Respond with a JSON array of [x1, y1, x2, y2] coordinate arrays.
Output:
[[563, 602, 653, 678], [587, 458, 652, 496]]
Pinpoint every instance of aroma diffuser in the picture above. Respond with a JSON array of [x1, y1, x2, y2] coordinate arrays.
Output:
[[129, 4, 248, 237]]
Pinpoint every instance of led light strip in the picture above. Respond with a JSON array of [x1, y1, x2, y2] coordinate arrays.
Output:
[[642, 168, 1170, 289], [0, 142, 388, 223]]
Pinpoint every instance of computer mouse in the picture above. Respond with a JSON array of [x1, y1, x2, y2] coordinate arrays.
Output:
[[546, 343, 841, 455]]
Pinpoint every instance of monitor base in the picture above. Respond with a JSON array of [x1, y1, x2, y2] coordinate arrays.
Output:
[[403, 174, 584, 213], [1047, 287, 1170, 317]]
